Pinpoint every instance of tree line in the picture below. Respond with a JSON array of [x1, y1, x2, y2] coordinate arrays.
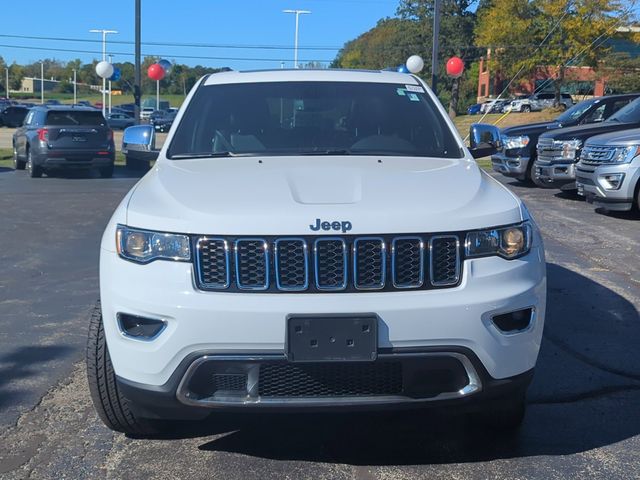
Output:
[[0, 55, 223, 98]]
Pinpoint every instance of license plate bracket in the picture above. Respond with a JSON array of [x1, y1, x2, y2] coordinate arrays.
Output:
[[286, 315, 378, 362]]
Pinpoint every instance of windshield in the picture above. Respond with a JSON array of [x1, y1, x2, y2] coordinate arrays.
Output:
[[555, 98, 598, 123], [45, 110, 106, 126], [607, 97, 640, 123], [167, 81, 462, 158]]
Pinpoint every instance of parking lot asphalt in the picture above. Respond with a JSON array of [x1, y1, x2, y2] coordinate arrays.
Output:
[[0, 167, 639, 479]]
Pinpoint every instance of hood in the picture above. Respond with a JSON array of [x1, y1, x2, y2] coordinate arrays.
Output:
[[584, 127, 640, 147], [502, 121, 560, 136], [539, 120, 638, 141], [125, 156, 522, 235]]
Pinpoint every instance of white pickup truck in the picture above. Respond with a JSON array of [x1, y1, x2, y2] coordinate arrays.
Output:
[[87, 68, 546, 435]]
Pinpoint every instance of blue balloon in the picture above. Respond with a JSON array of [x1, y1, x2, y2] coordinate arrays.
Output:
[[158, 59, 172, 75], [397, 64, 409, 73], [109, 67, 121, 82]]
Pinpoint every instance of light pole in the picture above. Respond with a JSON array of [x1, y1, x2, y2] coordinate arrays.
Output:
[[108, 54, 113, 114], [89, 29, 118, 116], [73, 69, 77, 104], [283, 9, 311, 68], [431, 0, 441, 95], [5, 67, 8, 99], [40, 62, 44, 104]]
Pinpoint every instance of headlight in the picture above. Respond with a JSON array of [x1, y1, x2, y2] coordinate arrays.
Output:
[[116, 225, 190, 263], [502, 135, 530, 150], [465, 222, 532, 259], [612, 145, 640, 164], [556, 139, 582, 160]]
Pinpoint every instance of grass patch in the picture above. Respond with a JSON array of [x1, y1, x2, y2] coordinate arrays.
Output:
[[0, 148, 13, 169], [452, 110, 558, 139]]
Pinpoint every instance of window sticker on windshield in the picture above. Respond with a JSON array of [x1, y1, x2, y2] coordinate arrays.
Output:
[[408, 93, 420, 102], [396, 88, 406, 96], [405, 84, 425, 93]]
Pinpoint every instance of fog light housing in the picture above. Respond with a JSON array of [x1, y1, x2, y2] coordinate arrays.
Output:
[[492, 308, 534, 333], [598, 173, 625, 190], [117, 313, 166, 340]]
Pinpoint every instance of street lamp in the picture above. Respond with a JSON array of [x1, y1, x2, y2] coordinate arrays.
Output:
[[40, 62, 44, 104], [108, 54, 114, 114], [73, 69, 77, 105], [89, 29, 118, 116], [283, 9, 311, 69]]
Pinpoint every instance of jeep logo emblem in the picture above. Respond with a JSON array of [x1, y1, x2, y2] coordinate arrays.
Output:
[[309, 218, 353, 233]]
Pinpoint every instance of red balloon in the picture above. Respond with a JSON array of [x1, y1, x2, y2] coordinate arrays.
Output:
[[148, 63, 165, 81], [446, 57, 465, 78]]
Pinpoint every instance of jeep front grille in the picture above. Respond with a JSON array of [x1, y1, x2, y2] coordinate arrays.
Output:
[[194, 233, 462, 293]]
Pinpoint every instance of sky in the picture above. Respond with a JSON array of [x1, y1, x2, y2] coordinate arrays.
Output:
[[0, 0, 400, 70]]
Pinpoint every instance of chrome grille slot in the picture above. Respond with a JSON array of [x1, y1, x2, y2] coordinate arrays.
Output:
[[430, 236, 460, 286], [194, 233, 463, 293], [353, 237, 386, 290], [234, 239, 269, 290], [392, 237, 425, 288], [314, 238, 348, 290], [196, 238, 230, 288], [581, 145, 616, 165], [274, 239, 308, 291], [536, 137, 560, 164]]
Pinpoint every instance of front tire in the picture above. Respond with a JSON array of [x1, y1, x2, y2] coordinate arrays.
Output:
[[99, 164, 114, 178], [13, 145, 26, 170], [522, 105, 531, 113], [86, 304, 161, 436], [26, 149, 43, 178], [126, 156, 151, 172]]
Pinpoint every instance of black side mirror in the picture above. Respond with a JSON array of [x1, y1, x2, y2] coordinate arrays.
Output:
[[469, 123, 501, 159]]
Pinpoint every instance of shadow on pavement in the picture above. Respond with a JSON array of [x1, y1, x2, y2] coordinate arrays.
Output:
[[0, 345, 74, 410], [553, 190, 583, 202], [595, 207, 640, 221], [134, 263, 640, 464], [0, 167, 14, 174]]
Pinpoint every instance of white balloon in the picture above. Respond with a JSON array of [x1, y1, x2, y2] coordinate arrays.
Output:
[[96, 61, 114, 79], [406, 55, 424, 74]]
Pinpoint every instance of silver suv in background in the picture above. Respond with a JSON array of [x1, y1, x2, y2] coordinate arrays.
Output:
[[576, 129, 640, 212], [509, 93, 573, 113]]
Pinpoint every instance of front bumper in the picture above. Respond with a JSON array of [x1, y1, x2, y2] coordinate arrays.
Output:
[[115, 347, 535, 420], [100, 238, 546, 390], [576, 164, 636, 211], [534, 160, 577, 188], [491, 152, 531, 179]]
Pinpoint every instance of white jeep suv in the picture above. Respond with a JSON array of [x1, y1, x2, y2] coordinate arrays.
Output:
[[87, 69, 546, 435]]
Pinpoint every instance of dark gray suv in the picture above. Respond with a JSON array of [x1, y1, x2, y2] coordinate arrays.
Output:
[[12, 106, 115, 178]]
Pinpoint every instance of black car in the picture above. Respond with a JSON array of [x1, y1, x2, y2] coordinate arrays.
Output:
[[535, 95, 640, 188], [107, 112, 135, 130], [1, 105, 30, 128], [491, 94, 639, 183], [12, 106, 115, 178]]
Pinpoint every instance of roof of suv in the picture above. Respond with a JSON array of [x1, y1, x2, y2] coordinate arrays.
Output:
[[203, 68, 421, 86]]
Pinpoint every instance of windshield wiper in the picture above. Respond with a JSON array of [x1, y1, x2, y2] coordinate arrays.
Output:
[[169, 151, 259, 159], [298, 149, 351, 155]]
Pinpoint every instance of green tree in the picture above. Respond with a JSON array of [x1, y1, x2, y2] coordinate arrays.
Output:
[[476, 0, 627, 105], [397, 0, 479, 116], [332, 18, 422, 70]]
